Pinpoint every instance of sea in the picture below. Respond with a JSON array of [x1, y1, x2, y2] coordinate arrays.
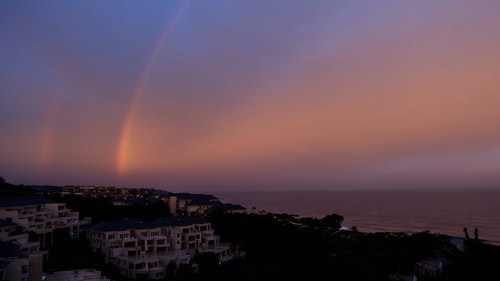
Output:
[[210, 188, 500, 246]]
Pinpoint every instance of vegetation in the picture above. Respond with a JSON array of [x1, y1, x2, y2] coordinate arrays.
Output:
[[48, 196, 172, 223], [35, 209, 500, 281], [2, 179, 499, 280], [0, 177, 37, 196], [45, 229, 94, 271], [203, 212, 500, 281]]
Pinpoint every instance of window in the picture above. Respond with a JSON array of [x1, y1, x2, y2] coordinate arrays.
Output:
[[119, 233, 129, 239], [21, 265, 28, 274], [108, 234, 115, 239], [124, 241, 136, 247], [151, 231, 160, 237]]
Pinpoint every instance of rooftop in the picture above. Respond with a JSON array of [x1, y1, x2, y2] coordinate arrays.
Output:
[[0, 196, 54, 208], [0, 260, 10, 270], [0, 219, 17, 228], [88, 216, 207, 232], [0, 241, 20, 258], [43, 269, 110, 281]]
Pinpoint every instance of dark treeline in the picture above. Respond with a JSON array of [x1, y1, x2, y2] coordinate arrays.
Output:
[[205, 212, 441, 281], [0, 177, 39, 196], [49, 196, 172, 223], [196, 212, 500, 281]]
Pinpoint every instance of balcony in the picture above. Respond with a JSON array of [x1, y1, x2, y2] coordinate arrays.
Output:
[[123, 241, 137, 248], [133, 267, 165, 280], [155, 239, 166, 245], [117, 253, 161, 263]]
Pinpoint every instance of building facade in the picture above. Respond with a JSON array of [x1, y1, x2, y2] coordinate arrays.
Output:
[[0, 197, 91, 248], [87, 216, 243, 280], [0, 219, 46, 281], [163, 193, 246, 216]]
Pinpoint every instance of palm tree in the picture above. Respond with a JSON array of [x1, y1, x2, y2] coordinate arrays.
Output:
[[463, 227, 470, 240]]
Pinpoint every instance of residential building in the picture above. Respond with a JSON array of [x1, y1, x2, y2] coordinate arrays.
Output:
[[42, 269, 110, 281], [0, 241, 29, 281], [0, 219, 47, 281], [87, 216, 243, 280], [0, 197, 91, 247], [164, 193, 246, 216]]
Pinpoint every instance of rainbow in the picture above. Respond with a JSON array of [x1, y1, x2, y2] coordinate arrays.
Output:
[[116, 0, 191, 174], [40, 120, 55, 169]]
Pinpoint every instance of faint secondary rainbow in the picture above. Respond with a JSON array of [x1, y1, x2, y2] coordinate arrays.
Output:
[[40, 119, 55, 169], [116, 1, 191, 174], [40, 90, 62, 170]]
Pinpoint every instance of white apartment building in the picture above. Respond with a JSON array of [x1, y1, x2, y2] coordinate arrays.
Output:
[[0, 197, 91, 247], [42, 269, 111, 281], [0, 241, 29, 281], [87, 216, 242, 280], [0, 219, 47, 281]]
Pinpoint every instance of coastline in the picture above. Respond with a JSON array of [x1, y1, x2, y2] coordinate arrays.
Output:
[[211, 188, 500, 246]]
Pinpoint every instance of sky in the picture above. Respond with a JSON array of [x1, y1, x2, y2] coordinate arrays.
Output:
[[1, 0, 500, 191]]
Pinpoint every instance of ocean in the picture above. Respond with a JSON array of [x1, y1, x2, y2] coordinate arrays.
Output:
[[210, 188, 500, 246]]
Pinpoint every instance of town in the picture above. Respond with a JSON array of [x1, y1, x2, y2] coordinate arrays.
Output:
[[0, 181, 246, 280], [1, 179, 499, 281]]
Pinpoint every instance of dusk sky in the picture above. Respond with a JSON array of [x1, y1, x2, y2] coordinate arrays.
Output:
[[2, 1, 500, 191]]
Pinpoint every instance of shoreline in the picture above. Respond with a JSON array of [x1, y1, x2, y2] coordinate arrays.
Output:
[[212, 189, 500, 247]]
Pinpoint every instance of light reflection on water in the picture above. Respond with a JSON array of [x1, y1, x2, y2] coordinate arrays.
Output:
[[212, 188, 500, 245]]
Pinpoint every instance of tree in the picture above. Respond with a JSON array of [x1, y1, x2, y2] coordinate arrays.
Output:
[[320, 214, 344, 231], [194, 252, 219, 274], [464, 227, 470, 240]]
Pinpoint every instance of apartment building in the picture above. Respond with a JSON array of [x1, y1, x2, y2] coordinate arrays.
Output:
[[42, 269, 111, 281], [87, 216, 242, 280], [0, 197, 91, 247], [164, 193, 246, 216], [0, 219, 46, 281]]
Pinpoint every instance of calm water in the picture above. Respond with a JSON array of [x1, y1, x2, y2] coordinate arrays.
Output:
[[211, 189, 500, 245]]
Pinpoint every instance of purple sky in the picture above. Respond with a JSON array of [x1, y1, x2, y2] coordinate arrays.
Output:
[[2, 1, 500, 191]]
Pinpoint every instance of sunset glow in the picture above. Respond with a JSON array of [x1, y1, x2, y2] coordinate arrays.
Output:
[[2, 1, 500, 190]]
